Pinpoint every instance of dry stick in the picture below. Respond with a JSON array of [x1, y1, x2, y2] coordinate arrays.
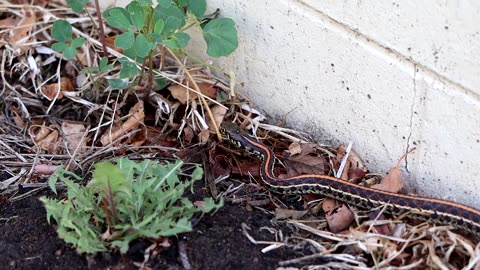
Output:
[[93, 0, 108, 57], [164, 46, 223, 141]]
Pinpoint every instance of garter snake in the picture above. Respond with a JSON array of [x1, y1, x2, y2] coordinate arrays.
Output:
[[221, 123, 480, 236]]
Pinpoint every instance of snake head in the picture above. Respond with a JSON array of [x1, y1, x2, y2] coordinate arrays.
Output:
[[220, 122, 250, 149]]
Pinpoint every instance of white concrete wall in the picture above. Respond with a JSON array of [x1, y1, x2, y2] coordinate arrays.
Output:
[[109, 0, 480, 208]]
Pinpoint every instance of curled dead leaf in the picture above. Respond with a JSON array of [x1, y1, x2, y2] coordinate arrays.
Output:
[[334, 145, 368, 181], [61, 121, 87, 153], [371, 149, 415, 193], [41, 77, 75, 101], [100, 101, 145, 146], [198, 129, 210, 144], [9, 106, 25, 129], [286, 142, 302, 156], [30, 125, 63, 154], [322, 198, 340, 213], [168, 82, 217, 104], [371, 166, 403, 193], [182, 126, 194, 143], [206, 105, 227, 132], [325, 204, 355, 233], [33, 164, 58, 175]]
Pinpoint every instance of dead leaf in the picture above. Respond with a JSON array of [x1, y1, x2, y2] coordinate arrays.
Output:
[[325, 204, 355, 233], [210, 154, 231, 178], [348, 167, 367, 180], [196, 82, 217, 99], [346, 148, 368, 172], [275, 208, 308, 220], [41, 77, 75, 100], [168, 84, 194, 104], [10, 8, 36, 53], [367, 211, 392, 236], [31, 124, 51, 142], [371, 166, 403, 193], [230, 161, 261, 178], [0, 17, 18, 28], [0, 17, 18, 48], [334, 145, 369, 181], [322, 198, 340, 213], [198, 129, 210, 144], [283, 143, 329, 177], [100, 101, 145, 146], [371, 149, 415, 193], [340, 158, 351, 180], [61, 121, 86, 153], [183, 126, 194, 143], [33, 164, 58, 175], [32, 126, 63, 153], [286, 142, 302, 156], [9, 106, 25, 129], [168, 82, 217, 104], [206, 105, 227, 132], [105, 36, 123, 53]]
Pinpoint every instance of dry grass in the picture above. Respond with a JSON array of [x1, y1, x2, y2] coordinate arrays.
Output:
[[0, 1, 478, 269]]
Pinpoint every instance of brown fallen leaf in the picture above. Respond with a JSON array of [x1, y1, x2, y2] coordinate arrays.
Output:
[[0, 17, 18, 48], [198, 129, 210, 144], [32, 125, 63, 153], [334, 145, 369, 180], [182, 126, 194, 143], [209, 153, 231, 178], [206, 105, 227, 132], [371, 148, 415, 193], [105, 36, 123, 53], [41, 77, 75, 100], [9, 105, 25, 129], [286, 141, 302, 156], [168, 82, 217, 104], [340, 158, 351, 181], [283, 143, 329, 177], [367, 211, 392, 236], [9, 8, 36, 53], [100, 101, 145, 146], [348, 167, 367, 180], [230, 161, 261, 178], [325, 204, 355, 233], [168, 84, 194, 104], [61, 121, 87, 153], [33, 164, 59, 175], [322, 198, 340, 213]]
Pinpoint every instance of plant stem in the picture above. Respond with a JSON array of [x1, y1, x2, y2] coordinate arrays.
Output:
[[93, 0, 108, 57], [165, 46, 223, 141]]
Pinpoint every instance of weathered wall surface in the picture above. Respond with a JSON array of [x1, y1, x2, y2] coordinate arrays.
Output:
[[109, 0, 480, 208]]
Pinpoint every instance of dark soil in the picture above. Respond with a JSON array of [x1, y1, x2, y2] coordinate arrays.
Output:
[[0, 189, 297, 270]]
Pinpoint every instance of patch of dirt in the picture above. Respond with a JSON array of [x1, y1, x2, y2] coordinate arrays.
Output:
[[0, 190, 296, 269]]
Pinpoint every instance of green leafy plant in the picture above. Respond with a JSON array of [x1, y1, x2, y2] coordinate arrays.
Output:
[[101, 0, 238, 88], [51, 20, 86, 60], [55, 0, 238, 90], [40, 158, 222, 254]]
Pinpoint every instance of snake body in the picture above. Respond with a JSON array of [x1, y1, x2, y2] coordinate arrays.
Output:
[[221, 123, 480, 236]]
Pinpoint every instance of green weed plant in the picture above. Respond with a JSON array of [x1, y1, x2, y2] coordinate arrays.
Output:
[[40, 158, 222, 254], [51, 0, 238, 89]]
